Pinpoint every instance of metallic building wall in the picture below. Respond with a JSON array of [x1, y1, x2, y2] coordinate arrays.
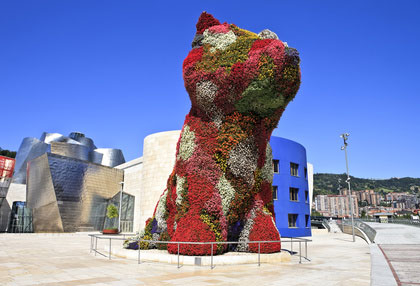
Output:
[[13, 137, 49, 184], [26, 154, 64, 232], [90, 148, 125, 167], [50, 142, 90, 162], [27, 153, 123, 232], [79, 160, 123, 229]]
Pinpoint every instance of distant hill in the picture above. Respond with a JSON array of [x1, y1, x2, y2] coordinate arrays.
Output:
[[0, 148, 16, 158], [314, 173, 420, 197]]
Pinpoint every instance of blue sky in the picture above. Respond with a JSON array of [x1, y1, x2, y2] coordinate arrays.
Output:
[[1, 1, 419, 179]]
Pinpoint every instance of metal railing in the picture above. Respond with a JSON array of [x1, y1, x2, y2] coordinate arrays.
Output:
[[361, 218, 420, 227], [120, 220, 133, 232], [336, 219, 376, 243], [88, 234, 311, 268], [322, 219, 331, 232]]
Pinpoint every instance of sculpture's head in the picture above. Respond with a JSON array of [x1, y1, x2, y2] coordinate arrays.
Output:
[[183, 12, 301, 126]]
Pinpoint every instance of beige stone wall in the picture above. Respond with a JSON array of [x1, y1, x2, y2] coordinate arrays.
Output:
[[115, 157, 143, 232], [139, 130, 180, 230]]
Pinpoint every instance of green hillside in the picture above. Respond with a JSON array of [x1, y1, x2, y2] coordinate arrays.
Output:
[[314, 173, 420, 197], [0, 148, 16, 158]]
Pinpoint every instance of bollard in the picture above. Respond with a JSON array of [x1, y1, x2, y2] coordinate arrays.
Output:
[[177, 243, 180, 268], [211, 243, 214, 269], [291, 237, 293, 253], [258, 242, 261, 266], [138, 241, 141, 264], [95, 237, 98, 256], [90, 236, 93, 253], [109, 238, 112, 260], [299, 241, 301, 264]]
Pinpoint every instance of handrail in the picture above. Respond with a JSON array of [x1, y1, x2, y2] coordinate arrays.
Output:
[[336, 219, 376, 243], [322, 219, 331, 232], [88, 234, 311, 268]]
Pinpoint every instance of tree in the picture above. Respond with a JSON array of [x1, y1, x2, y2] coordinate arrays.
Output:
[[106, 204, 118, 219]]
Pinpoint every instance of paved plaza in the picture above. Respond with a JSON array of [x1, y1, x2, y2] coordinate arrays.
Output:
[[367, 222, 420, 286], [1, 230, 370, 285]]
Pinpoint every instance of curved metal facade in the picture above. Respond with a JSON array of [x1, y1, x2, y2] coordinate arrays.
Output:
[[91, 148, 125, 168], [13, 137, 49, 184], [12, 132, 125, 184], [270, 136, 311, 237]]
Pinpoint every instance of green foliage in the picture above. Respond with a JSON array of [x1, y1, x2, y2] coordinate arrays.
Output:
[[311, 210, 321, 217], [106, 204, 119, 219], [235, 78, 284, 118], [314, 173, 420, 195], [0, 148, 16, 158]]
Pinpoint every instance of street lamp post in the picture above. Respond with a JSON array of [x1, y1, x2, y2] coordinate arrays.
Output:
[[340, 133, 355, 242], [118, 182, 124, 233]]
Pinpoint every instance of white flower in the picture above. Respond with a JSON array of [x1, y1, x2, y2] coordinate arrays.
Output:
[[216, 175, 236, 216], [202, 29, 237, 51], [176, 175, 186, 205], [155, 189, 168, 232], [237, 208, 257, 252], [261, 143, 274, 182], [228, 137, 258, 184], [178, 125, 196, 161]]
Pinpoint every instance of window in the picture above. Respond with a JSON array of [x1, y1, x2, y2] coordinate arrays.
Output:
[[288, 214, 298, 228], [305, 215, 310, 228], [290, 162, 299, 177], [273, 160, 279, 173], [305, 190, 309, 203], [289, 187, 299, 201], [304, 167, 307, 179], [272, 186, 278, 200]]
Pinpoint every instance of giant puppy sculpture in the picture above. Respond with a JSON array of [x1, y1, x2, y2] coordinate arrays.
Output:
[[141, 12, 301, 255]]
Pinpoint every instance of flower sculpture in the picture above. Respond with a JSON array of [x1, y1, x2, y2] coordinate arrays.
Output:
[[140, 12, 301, 255]]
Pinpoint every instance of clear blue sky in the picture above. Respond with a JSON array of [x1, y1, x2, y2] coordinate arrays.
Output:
[[1, 1, 419, 179]]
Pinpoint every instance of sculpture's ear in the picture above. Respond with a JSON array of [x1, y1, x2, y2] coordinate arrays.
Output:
[[196, 12, 221, 34]]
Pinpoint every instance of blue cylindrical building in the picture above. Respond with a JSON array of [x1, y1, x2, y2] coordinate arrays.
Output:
[[270, 136, 311, 237]]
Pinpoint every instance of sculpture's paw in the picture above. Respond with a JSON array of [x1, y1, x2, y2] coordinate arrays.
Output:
[[167, 214, 226, 256], [248, 208, 281, 253]]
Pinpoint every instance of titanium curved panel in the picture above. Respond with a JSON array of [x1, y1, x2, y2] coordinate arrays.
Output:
[[13, 137, 49, 184], [91, 148, 125, 167], [40, 132, 82, 145], [40, 132, 65, 144], [68, 132, 96, 150], [50, 142, 90, 161]]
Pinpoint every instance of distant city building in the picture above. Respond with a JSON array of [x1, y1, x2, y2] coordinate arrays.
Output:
[[315, 194, 359, 218], [354, 189, 381, 206], [385, 192, 418, 210]]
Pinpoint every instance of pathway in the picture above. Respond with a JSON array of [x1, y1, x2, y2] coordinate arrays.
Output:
[[367, 222, 420, 286], [0, 230, 370, 285]]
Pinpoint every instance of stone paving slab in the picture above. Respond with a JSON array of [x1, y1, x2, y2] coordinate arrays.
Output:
[[0, 231, 370, 285], [366, 223, 420, 286], [379, 244, 420, 286]]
